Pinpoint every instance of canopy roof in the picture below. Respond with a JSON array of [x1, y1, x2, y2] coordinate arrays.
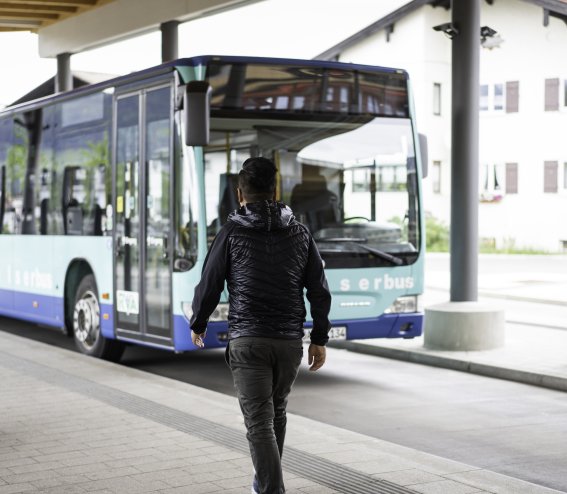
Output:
[[0, 0, 111, 32], [0, 0, 263, 58]]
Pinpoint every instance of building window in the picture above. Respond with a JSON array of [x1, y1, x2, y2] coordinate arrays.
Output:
[[480, 83, 507, 112], [480, 163, 504, 202], [505, 163, 518, 194], [432, 161, 441, 194], [352, 168, 370, 192], [480, 84, 489, 111], [544, 161, 558, 193], [433, 83, 441, 115], [494, 84, 504, 111], [376, 165, 407, 192]]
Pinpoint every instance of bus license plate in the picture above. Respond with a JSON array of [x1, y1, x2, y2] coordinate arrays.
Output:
[[303, 326, 347, 342]]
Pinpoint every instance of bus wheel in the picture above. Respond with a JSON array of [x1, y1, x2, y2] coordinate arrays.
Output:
[[73, 274, 125, 362]]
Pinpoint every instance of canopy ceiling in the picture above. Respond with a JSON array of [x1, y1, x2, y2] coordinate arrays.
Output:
[[0, 0, 112, 32], [0, 0, 263, 58]]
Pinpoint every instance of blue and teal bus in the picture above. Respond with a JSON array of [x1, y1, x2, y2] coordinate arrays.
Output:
[[0, 56, 426, 361]]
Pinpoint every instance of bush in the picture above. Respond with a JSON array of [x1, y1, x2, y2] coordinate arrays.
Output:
[[425, 215, 450, 252], [425, 217, 552, 254]]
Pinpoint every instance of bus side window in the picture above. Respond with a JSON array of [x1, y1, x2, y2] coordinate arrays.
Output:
[[62, 166, 85, 235], [0, 165, 5, 230]]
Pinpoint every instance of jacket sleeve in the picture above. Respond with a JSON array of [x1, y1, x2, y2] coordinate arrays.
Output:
[[190, 226, 230, 334], [304, 235, 332, 346]]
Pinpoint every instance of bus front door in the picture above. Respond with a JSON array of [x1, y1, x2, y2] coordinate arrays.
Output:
[[113, 86, 173, 347]]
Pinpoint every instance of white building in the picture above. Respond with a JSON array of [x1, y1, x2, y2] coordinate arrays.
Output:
[[317, 0, 567, 252]]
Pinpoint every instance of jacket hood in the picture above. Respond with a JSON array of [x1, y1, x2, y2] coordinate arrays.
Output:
[[228, 201, 295, 231]]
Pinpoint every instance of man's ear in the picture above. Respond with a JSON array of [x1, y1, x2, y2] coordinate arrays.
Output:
[[237, 187, 244, 205]]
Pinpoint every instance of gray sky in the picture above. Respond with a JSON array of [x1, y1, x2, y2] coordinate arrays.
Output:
[[0, 0, 406, 107]]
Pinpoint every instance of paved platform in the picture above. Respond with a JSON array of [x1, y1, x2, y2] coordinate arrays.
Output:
[[338, 255, 567, 393], [338, 322, 567, 393], [0, 330, 563, 494]]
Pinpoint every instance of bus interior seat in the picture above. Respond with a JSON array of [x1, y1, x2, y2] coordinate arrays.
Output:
[[65, 202, 83, 235], [290, 170, 339, 231], [40, 198, 49, 235], [92, 204, 103, 236], [218, 173, 240, 225]]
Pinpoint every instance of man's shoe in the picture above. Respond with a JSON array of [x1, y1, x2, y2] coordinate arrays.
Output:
[[251, 473, 259, 494]]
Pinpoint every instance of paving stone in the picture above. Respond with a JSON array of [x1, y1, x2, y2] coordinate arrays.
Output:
[[30, 475, 89, 490], [159, 484, 221, 494], [0, 483, 38, 494], [1, 470, 61, 485], [8, 461, 62, 475], [84, 466, 141, 481], [375, 468, 446, 486], [410, 479, 486, 494], [298, 486, 341, 494], [38, 485, 88, 494], [211, 475, 252, 489]]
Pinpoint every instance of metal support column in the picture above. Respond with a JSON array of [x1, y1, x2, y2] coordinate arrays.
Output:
[[161, 21, 179, 62], [56, 53, 72, 93], [450, 0, 479, 302], [424, 0, 504, 351]]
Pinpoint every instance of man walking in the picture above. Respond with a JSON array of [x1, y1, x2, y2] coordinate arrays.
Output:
[[190, 157, 331, 494]]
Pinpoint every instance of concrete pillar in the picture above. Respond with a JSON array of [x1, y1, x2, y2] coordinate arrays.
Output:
[[56, 53, 72, 93], [424, 0, 505, 351], [161, 21, 179, 62]]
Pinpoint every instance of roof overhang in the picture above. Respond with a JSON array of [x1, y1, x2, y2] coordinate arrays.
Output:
[[0, 0, 114, 33], [0, 0, 264, 57], [315, 0, 567, 61]]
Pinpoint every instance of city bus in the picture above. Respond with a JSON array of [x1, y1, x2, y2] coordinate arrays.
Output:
[[0, 55, 426, 361]]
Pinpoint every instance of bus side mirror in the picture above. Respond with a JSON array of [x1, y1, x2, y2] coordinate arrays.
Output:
[[418, 133, 428, 179], [184, 81, 211, 147]]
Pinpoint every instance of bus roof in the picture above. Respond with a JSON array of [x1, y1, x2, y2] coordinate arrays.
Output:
[[1, 55, 409, 115]]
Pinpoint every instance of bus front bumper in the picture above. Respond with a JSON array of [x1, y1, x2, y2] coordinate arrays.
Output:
[[173, 312, 423, 351]]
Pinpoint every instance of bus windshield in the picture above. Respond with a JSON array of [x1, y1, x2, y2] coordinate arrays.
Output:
[[203, 115, 419, 268], [200, 60, 419, 269]]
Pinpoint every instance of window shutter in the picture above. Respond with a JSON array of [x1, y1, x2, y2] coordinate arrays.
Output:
[[544, 78, 559, 111], [544, 161, 558, 193], [506, 81, 519, 113], [505, 163, 518, 194]]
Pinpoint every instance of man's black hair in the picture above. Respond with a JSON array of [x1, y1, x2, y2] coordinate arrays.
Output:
[[238, 157, 277, 202]]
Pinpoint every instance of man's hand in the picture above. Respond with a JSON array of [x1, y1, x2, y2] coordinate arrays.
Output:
[[191, 330, 206, 348], [308, 343, 326, 371]]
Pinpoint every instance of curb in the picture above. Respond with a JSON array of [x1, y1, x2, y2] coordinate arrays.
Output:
[[331, 340, 567, 393], [426, 285, 567, 307]]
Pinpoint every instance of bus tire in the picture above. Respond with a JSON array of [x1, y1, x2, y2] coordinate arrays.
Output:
[[72, 274, 125, 362]]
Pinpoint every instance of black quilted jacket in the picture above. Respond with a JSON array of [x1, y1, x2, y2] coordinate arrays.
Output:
[[190, 200, 332, 345]]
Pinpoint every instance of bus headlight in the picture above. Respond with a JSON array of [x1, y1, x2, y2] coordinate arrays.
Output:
[[181, 302, 193, 322], [181, 302, 229, 322], [210, 303, 229, 321], [384, 296, 418, 314]]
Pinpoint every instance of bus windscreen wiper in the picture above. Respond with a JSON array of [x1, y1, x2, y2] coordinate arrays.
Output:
[[317, 238, 404, 266]]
